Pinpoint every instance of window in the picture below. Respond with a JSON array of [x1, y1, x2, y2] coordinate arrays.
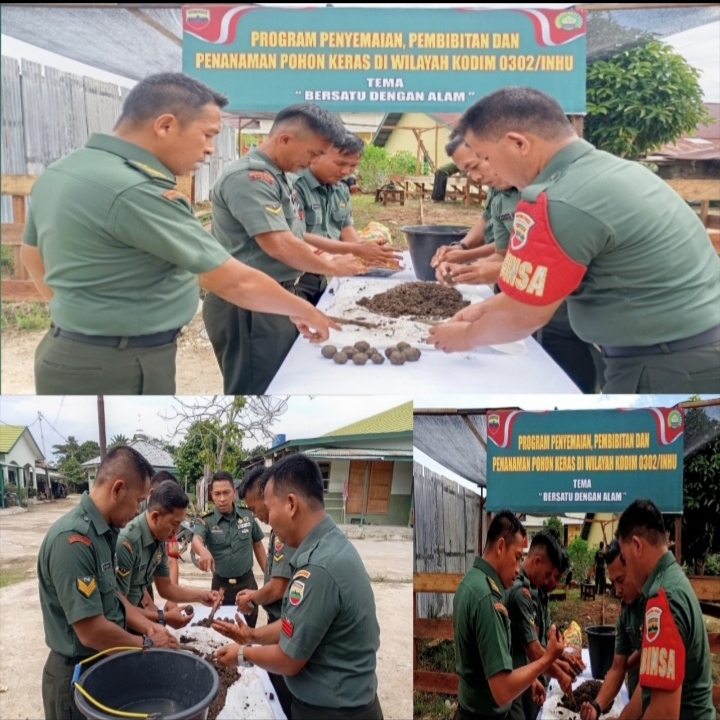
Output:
[[317, 462, 330, 492]]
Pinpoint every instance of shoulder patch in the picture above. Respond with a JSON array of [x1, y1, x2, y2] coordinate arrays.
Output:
[[265, 204, 283, 215], [288, 580, 305, 606], [488, 578, 501, 594], [282, 616, 294, 637], [294, 569, 311, 580], [274, 537, 284, 553], [121, 540, 135, 554], [274, 553, 284, 563], [68, 534, 91, 547], [126, 160, 173, 182], [522, 587, 532, 600], [77, 576, 97, 598], [639, 588, 685, 691], [494, 602, 508, 617], [162, 190, 188, 203], [248, 170, 275, 185]]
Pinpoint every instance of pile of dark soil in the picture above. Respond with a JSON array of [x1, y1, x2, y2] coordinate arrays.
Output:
[[184, 647, 238, 720], [357, 281, 469, 319], [559, 680, 602, 714]]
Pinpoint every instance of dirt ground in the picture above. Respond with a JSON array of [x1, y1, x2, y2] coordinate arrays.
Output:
[[0, 196, 479, 395], [0, 496, 412, 720]]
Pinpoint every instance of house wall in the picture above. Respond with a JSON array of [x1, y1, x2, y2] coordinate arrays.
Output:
[[383, 113, 454, 168], [586, 514, 618, 548], [0, 434, 39, 489], [325, 459, 412, 526]]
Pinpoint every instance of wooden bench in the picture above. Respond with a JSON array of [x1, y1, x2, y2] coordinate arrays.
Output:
[[580, 582, 597, 601], [1, 173, 194, 302]]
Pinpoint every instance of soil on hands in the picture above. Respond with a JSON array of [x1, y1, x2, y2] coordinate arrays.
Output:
[[357, 281, 469, 319], [559, 680, 603, 714]]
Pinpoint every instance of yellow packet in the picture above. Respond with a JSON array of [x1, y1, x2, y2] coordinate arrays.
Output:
[[563, 620, 583, 655]]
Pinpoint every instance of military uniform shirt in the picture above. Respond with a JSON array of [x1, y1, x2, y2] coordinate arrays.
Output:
[[453, 557, 513, 716], [615, 598, 643, 698], [293, 168, 354, 240], [507, 566, 541, 668], [482, 187, 498, 244], [501, 140, 720, 346], [263, 529, 296, 621], [490, 188, 520, 252], [22, 134, 230, 336], [115, 512, 170, 606], [193, 503, 263, 578], [639, 551, 714, 719], [278, 515, 380, 709], [37, 492, 125, 657], [210, 148, 306, 283]]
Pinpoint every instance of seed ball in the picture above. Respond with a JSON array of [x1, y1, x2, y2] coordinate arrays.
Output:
[[184, 605, 194, 615], [367, 347, 378, 356], [404, 347, 421, 362], [384, 347, 396, 359], [390, 351, 406, 366], [354, 341, 370, 352], [333, 352, 349, 364], [371, 354, 385, 365], [321, 345, 337, 359], [352, 352, 369, 365], [397, 341, 411, 352], [341, 346, 357, 357]]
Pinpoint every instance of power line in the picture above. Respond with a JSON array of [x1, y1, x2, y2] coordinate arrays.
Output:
[[39, 413, 69, 444], [53, 396, 65, 431]]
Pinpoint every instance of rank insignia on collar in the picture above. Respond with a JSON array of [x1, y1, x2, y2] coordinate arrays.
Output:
[[77, 577, 97, 598], [489, 578, 500, 594], [162, 190, 188, 203], [127, 160, 172, 182]]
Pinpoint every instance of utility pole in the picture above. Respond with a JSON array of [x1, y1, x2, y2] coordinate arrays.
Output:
[[97, 396, 107, 461], [38, 412, 52, 502]]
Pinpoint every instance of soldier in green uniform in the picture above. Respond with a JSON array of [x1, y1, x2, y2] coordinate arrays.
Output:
[[430, 87, 720, 393], [116, 480, 217, 628], [454, 511, 565, 720], [617, 499, 715, 719], [21, 74, 338, 396], [37, 446, 178, 720], [235, 465, 296, 719], [580, 539, 643, 720], [204, 104, 366, 394], [595, 541, 607, 596], [293, 133, 402, 305], [212, 454, 383, 720], [507, 531, 572, 720], [191, 471, 266, 626]]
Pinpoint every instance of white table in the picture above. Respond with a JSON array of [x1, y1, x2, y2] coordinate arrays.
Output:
[[542, 649, 628, 719], [181, 604, 286, 720], [268, 252, 580, 394]]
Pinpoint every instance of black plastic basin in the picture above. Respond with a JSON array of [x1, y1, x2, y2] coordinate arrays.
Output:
[[402, 225, 472, 281]]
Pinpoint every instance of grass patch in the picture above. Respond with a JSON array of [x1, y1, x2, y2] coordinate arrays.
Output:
[[413, 691, 455, 720], [417, 638, 455, 674], [1, 245, 14, 277], [370, 575, 386, 583], [0, 567, 26, 589], [1, 301, 51, 331]]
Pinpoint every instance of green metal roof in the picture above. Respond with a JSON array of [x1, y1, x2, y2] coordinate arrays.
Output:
[[0, 426, 25, 454], [323, 401, 413, 438]]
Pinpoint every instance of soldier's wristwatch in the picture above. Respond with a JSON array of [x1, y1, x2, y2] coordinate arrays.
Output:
[[238, 645, 253, 666], [142, 635, 154, 649], [590, 700, 602, 718], [157, 608, 166, 626]]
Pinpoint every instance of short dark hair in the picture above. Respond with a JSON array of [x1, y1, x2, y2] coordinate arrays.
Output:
[[458, 87, 574, 142], [151, 470, 178, 489], [270, 103, 346, 145], [210, 470, 235, 492], [147, 480, 189, 513], [617, 499, 667, 547], [529, 530, 561, 569], [486, 510, 526, 548], [116, 72, 228, 128], [445, 133, 465, 157], [238, 466, 267, 499], [605, 539, 623, 566], [337, 133, 365, 156], [95, 446, 153, 489], [264, 453, 324, 508]]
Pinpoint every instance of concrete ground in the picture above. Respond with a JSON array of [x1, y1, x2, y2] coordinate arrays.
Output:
[[0, 496, 412, 720]]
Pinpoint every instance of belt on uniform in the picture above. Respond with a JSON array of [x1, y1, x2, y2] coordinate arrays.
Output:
[[50, 649, 93, 667], [596, 324, 720, 358], [214, 569, 253, 585], [52, 324, 181, 349], [454, 706, 507, 720], [292, 696, 378, 714]]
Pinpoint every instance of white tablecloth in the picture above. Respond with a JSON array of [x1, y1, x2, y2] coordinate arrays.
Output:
[[267, 252, 580, 394], [542, 649, 628, 718], [182, 604, 286, 720]]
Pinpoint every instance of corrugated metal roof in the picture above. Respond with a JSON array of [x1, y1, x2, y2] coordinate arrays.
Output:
[[0, 425, 25, 454], [304, 448, 412, 460], [81, 436, 176, 469], [323, 401, 413, 438], [649, 104, 720, 161]]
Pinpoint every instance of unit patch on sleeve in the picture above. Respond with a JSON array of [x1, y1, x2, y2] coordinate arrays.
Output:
[[77, 577, 97, 598], [248, 170, 275, 184], [639, 588, 685, 691], [281, 616, 294, 637], [68, 534, 91, 547], [294, 569, 311, 580], [288, 580, 305, 606]]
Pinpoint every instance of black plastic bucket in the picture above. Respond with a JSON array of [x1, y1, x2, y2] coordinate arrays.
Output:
[[402, 225, 472, 281], [75, 649, 219, 720], [586, 625, 617, 680]]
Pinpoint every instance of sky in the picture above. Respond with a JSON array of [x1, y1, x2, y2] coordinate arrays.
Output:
[[0, 395, 409, 462]]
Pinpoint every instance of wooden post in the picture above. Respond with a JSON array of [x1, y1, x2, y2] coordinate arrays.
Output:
[[435, 125, 439, 169], [97, 396, 107, 461], [674, 516, 682, 564], [12, 195, 28, 280]]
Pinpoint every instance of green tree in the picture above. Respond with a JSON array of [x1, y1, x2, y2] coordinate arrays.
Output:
[[109, 434, 130, 448], [586, 40, 711, 159], [58, 456, 85, 491], [356, 144, 392, 192], [52, 436, 80, 464], [76, 441, 100, 464], [388, 150, 417, 176], [543, 516, 565, 544], [567, 538, 595, 584]]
